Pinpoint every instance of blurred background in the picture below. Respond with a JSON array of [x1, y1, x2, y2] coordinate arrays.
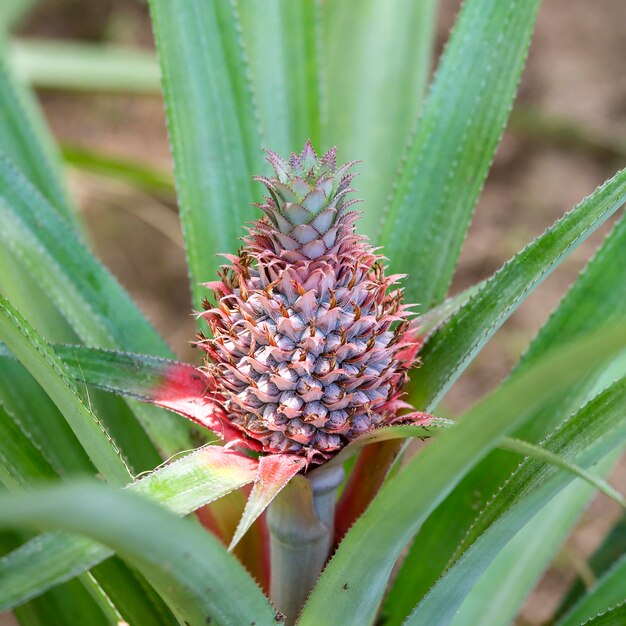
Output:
[[1, 0, 625, 623]]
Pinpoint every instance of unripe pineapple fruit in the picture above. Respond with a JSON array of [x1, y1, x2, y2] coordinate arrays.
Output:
[[197, 141, 419, 463]]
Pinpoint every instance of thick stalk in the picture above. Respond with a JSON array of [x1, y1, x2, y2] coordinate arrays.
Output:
[[267, 464, 344, 624]]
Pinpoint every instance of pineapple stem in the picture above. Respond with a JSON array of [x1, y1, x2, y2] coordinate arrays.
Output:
[[267, 464, 345, 624]]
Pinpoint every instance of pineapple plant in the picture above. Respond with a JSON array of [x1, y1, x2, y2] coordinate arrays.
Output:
[[0, 1, 624, 626]]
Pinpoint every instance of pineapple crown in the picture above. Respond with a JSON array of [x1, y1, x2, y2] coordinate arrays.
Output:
[[253, 139, 360, 261]]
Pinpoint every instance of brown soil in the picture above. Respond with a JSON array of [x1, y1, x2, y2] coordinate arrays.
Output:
[[2, 1, 625, 625]]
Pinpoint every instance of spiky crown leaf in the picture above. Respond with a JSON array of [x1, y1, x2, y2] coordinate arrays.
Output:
[[253, 140, 360, 261], [197, 142, 420, 463]]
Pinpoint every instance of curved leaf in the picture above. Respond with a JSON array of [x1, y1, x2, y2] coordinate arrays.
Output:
[[386, 211, 626, 622], [0, 482, 282, 626], [557, 515, 626, 619], [448, 454, 618, 626], [556, 553, 626, 626], [0, 445, 257, 610], [378, 0, 541, 307], [568, 601, 626, 626], [0, 156, 192, 454], [297, 326, 626, 626], [410, 167, 626, 410], [404, 378, 626, 626], [0, 295, 131, 486]]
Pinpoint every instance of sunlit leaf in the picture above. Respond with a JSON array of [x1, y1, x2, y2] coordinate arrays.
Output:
[[0, 482, 281, 625], [324, 0, 437, 236], [148, 0, 263, 309], [0, 445, 258, 610]]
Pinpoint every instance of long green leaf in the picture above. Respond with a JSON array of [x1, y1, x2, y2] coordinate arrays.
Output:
[[556, 552, 626, 626], [0, 155, 192, 454], [0, 402, 56, 487], [0, 360, 94, 476], [449, 452, 618, 626], [378, 0, 541, 307], [0, 156, 166, 351], [404, 379, 626, 625], [557, 515, 626, 619], [0, 377, 176, 625], [239, 0, 323, 155], [385, 210, 626, 621], [0, 56, 165, 474], [0, 61, 73, 221], [324, 0, 437, 237], [410, 168, 626, 410], [499, 437, 625, 507], [297, 326, 626, 626], [0, 296, 131, 486], [0, 482, 281, 626], [149, 0, 263, 309], [0, 445, 257, 610], [9, 38, 161, 94], [577, 602, 626, 626]]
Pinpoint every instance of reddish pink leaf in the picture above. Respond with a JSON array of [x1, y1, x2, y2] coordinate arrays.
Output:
[[151, 362, 262, 449], [229, 453, 307, 550]]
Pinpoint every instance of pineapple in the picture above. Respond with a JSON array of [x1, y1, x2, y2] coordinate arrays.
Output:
[[197, 141, 419, 463]]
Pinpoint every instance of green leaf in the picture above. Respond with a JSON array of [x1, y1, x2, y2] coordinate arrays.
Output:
[[323, 0, 437, 237], [409, 167, 626, 411], [0, 401, 55, 487], [555, 553, 626, 626], [557, 515, 626, 619], [378, 0, 541, 307], [0, 375, 176, 625], [61, 144, 175, 195], [0, 295, 131, 486], [8, 38, 161, 94], [148, 0, 263, 309], [0, 155, 193, 455], [43, 344, 191, 402], [0, 445, 257, 610], [0, 482, 281, 626], [404, 378, 626, 626], [12, 578, 111, 626], [0, 60, 74, 221], [499, 437, 625, 507], [238, 0, 323, 154], [449, 452, 618, 626], [0, 360, 94, 476], [560, 602, 626, 626], [0, 156, 166, 351], [297, 326, 626, 626], [416, 283, 483, 338], [385, 211, 626, 621]]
